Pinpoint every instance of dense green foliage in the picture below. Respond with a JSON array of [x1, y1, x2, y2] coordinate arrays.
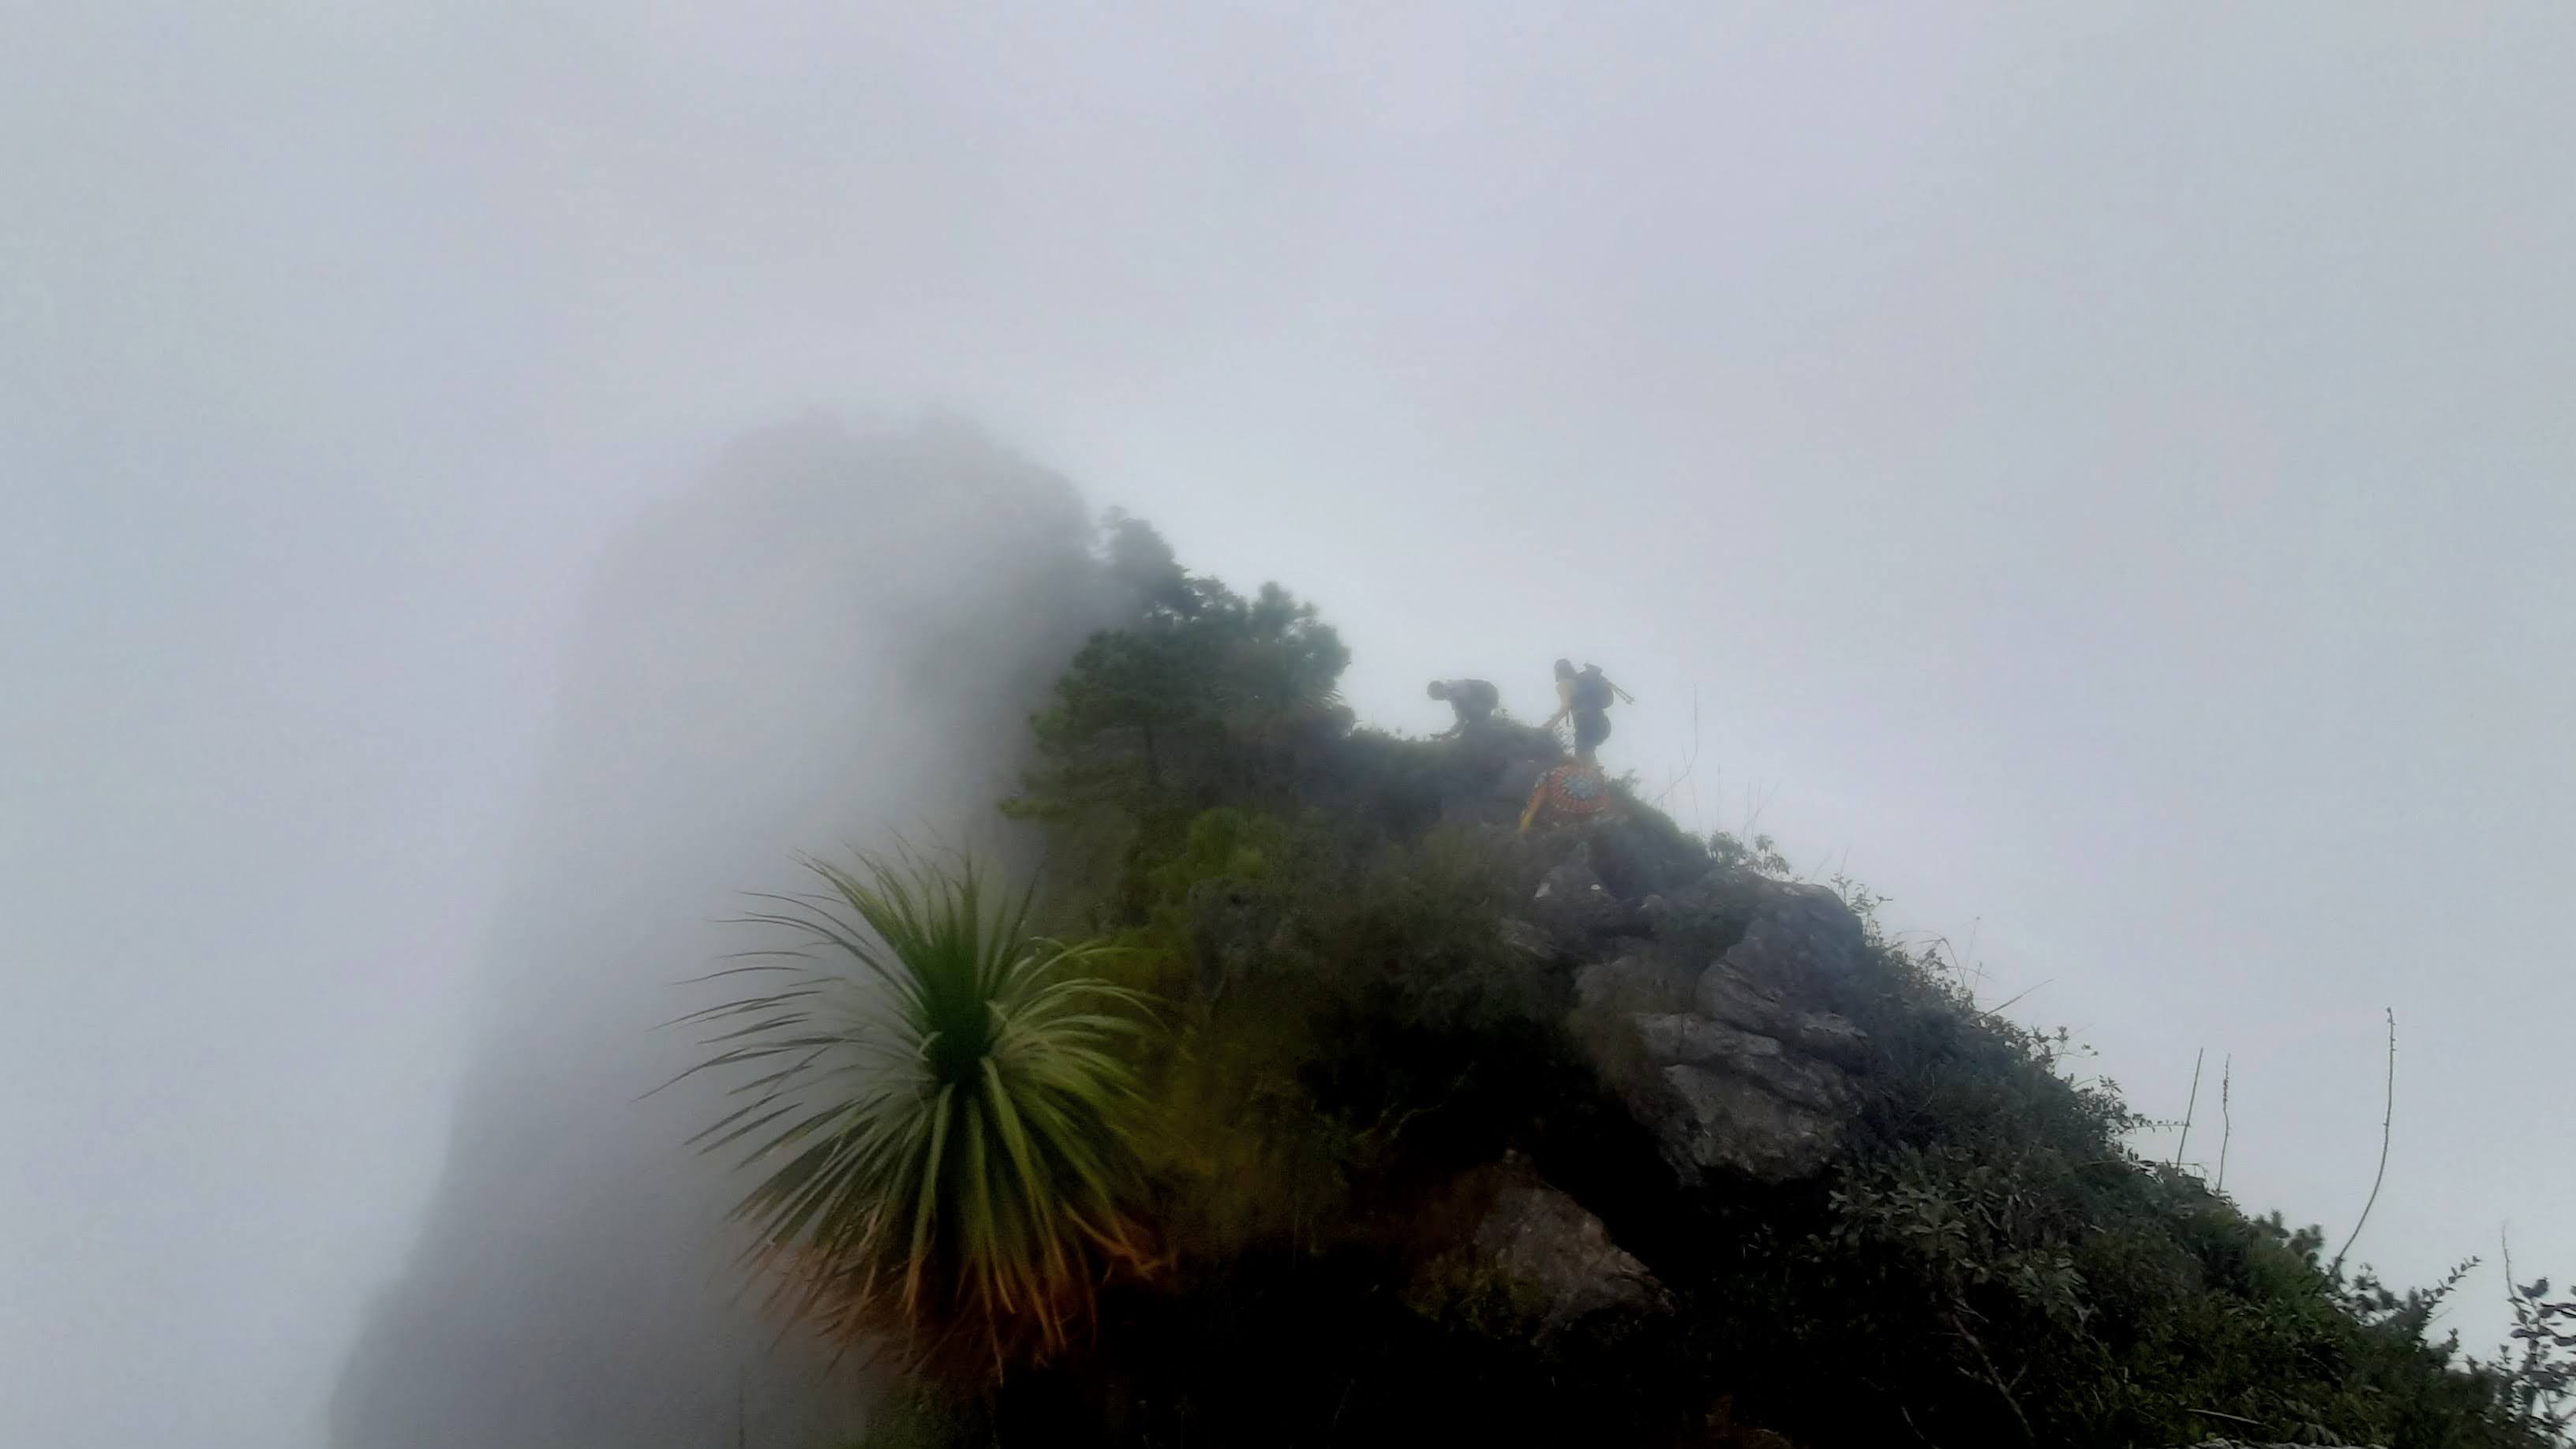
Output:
[[1728, 893, 2547, 1447], [1005, 511, 1352, 835], [792, 518, 2573, 1447], [675, 854, 1159, 1379]]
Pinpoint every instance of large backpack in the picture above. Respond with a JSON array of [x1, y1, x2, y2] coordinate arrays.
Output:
[[1571, 668, 1615, 713]]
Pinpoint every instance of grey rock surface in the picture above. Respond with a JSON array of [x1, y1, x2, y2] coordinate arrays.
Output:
[[1574, 946, 1698, 1015], [1577, 873, 1878, 1183], [1530, 842, 1638, 944], [1720, 877, 1870, 985], [1469, 1178, 1670, 1327]]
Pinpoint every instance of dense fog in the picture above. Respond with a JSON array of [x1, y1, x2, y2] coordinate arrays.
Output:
[[327, 421, 1120, 1447], [4, 6, 2569, 1447]]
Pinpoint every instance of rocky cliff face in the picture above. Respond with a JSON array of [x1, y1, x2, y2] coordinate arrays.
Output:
[[1413, 711, 1888, 1199], [1345, 746, 2429, 1446], [1444, 837, 1885, 1335], [1460, 1169, 1672, 1329], [1578, 872, 1876, 1183], [1271, 714, 1903, 1346]]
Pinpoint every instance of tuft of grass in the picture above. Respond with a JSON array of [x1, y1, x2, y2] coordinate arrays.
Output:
[[672, 852, 1160, 1379]]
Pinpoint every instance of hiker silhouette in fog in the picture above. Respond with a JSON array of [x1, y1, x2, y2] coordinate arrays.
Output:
[[1537, 658, 1625, 764], [1427, 677, 1500, 738]]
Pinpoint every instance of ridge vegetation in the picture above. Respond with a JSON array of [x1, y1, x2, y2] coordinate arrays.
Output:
[[687, 516, 2573, 1448]]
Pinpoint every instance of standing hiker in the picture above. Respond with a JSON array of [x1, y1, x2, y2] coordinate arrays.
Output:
[[1537, 659, 1627, 763]]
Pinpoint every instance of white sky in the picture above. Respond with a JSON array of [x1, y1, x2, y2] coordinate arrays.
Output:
[[4, 4, 2570, 1446]]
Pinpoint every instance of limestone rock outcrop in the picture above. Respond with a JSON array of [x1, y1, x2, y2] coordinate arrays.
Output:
[[1571, 873, 1876, 1183], [1467, 1175, 1672, 1329]]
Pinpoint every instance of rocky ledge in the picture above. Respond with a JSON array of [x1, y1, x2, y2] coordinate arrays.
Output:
[[1551, 859, 1878, 1183]]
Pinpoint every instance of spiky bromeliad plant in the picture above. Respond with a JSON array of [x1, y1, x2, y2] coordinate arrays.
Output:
[[676, 852, 1159, 1377]]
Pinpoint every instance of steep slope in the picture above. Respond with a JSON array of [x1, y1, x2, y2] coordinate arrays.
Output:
[[911, 530, 2570, 1448]]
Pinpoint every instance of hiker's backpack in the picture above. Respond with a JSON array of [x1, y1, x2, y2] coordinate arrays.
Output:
[[1571, 668, 1615, 713]]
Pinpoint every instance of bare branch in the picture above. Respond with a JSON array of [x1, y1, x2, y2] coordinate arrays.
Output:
[[2174, 1047, 2204, 1170], [2329, 1008, 2397, 1279]]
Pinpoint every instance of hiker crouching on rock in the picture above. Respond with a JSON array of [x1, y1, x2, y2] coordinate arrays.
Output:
[[1427, 677, 1500, 738]]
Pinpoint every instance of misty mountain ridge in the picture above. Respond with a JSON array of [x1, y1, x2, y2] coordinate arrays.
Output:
[[335, 420, 2572, 1449]]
